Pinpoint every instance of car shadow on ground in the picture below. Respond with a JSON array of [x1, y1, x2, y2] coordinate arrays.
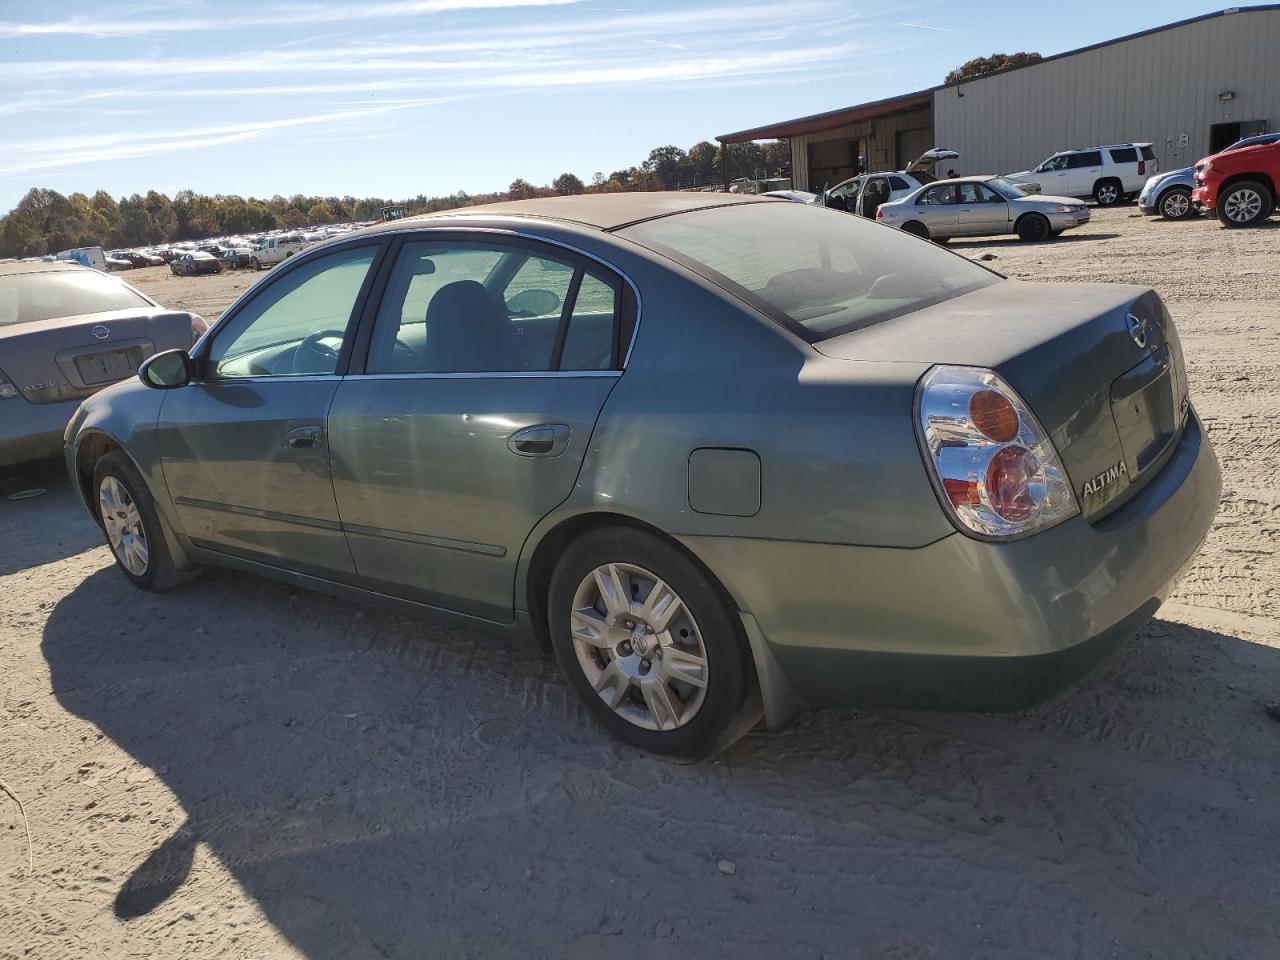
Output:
[[40, 561, 1280, 958], [949, 231, 1122, 250], [0, 460, 103, 577]]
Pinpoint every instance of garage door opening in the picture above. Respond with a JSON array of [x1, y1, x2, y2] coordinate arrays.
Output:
[[1210, 120, 1268, 153]]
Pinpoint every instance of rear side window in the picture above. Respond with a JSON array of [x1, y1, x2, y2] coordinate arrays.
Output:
[[1109, 147, 1137, 163], [1140, 145, 1156, 160], [620, 203, 997, 342], [889, 176, 911, 191], [1068, 151, 1103, 168], [0, 270, 149, 326]]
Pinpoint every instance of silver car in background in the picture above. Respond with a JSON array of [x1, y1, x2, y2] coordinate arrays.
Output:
[[876, 177, 1090, 243], [0, 262, 206, 468]]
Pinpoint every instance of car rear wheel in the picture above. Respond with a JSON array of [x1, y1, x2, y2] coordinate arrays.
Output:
[[1016, 213, 1051, 242], [93, 451, 190, 591], [1158, 187, 1194, 220], [1093, 179, 1122, 206], [1217, 181, 1273, 228], [901, 221, 929, 240], [548, 527, 754, 758]]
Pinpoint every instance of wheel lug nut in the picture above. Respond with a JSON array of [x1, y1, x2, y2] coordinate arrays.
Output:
[[639, 659, 651, 674], [618, 641, 632, 656]]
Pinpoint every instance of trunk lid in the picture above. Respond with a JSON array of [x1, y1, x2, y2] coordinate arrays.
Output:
[[0, 307, 193, 404], [905, 147, 960, 177], [815, 280, 1189, 520]]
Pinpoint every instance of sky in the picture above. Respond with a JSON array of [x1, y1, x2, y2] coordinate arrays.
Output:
[[0, 0, 1228, 211]]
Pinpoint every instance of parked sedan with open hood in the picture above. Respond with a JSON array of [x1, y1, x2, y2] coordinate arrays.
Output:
[[876, 177, 1090, 242], [64, 194, 1218, 758], [0, 262, 206, 467]]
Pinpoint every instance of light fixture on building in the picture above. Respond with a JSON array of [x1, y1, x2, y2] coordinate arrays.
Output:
[[1219, 90, 1235, 101]]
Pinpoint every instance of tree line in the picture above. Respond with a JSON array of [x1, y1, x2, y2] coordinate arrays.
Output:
[[0, 139, 787, 259]]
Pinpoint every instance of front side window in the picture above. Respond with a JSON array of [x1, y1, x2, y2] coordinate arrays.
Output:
[[207, 245, 376, 378], [1038, 154, 1068, 172], [620, 202, 997, 341], [365, 239, 621, 374]]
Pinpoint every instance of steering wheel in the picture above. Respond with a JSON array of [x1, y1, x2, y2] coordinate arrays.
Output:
[[293, 329, 345, 374]]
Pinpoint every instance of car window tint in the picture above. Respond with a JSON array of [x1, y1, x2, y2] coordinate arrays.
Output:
[[620, 202, 997, 342], [918, 185, 954, 205], [365, 240, 619, 374], [1109, 147, 1137, 163], [208, 246, 375, 378], [889, 176, 911, 191], [1140, 145, 1157, 160], [0, 269, 149, 326], [1068, 151, 1103, 168], [559, 272, 619, 371]]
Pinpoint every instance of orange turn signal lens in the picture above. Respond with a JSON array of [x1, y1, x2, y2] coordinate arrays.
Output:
[[969, 389, 1019, 443]]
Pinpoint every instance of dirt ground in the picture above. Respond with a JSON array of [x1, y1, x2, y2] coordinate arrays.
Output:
[[2, 208, 1278, 959]]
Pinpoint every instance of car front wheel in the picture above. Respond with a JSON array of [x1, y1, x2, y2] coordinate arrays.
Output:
[[93, 451, 191, 591], [1016, 213, 1052, 242], [548, 527, 755, 758], [1217, 181, 1273, 228], [1159, 187, 1194, 220]]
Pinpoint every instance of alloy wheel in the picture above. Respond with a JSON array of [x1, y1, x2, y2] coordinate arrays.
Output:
[[569, 562, 709, 731], [1224, 188, 1263, 224], [99, 476, 149, 576], [1097, 184, 1119, 205], [1161, 192, 1191, 218]]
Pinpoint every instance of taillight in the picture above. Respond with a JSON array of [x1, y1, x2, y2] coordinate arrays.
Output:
[[875, 208, 883, 219], [1138, 160, 1147, 175], [916, 366, 1077, 539], [189, 313, 209, 343]]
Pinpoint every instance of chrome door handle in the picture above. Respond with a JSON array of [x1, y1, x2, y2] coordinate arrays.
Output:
[[286, 425, 323, 449], [507, 424, 570, 458]]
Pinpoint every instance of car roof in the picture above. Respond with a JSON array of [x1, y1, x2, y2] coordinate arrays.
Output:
[[351, 192, 775, 235], [0, 260, 88, 278]]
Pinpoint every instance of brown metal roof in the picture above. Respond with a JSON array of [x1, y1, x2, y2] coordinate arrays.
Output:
[[718, 89, 932, 144]]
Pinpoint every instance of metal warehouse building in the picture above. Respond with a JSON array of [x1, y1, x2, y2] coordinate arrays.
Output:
[[720, 5, 1280, 192]]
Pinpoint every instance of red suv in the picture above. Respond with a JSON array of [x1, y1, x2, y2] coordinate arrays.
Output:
[[1193, 140, 1279, 227]]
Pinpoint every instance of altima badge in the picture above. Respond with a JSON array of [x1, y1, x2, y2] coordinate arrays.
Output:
[[1082, 459, 1128, 498], [91, 325, 110, 340], [1125, 313, 1147, 349]]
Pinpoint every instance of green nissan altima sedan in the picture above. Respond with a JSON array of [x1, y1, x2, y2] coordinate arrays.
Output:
[[64, 193, 1221, 757]]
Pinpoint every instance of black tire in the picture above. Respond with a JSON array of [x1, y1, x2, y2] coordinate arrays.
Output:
[[252, 258, 262, 270], [1016, 213, 1051, 242], [1093, 178, 1123, 207], [1216, 180, 1274, 228], [1158, 186, 1195, 220], [92, 451, 191, 592], [548, 526, 754, 759], [901, 221, 929, 240]]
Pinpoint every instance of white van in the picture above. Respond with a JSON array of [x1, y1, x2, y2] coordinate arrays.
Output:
[[1004, 144, 1158, 206], [55, 246, 107, 272]]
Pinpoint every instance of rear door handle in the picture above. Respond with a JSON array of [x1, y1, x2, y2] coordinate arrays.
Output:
[[507, 424, 570, 458], [286, 425, 323, 449]]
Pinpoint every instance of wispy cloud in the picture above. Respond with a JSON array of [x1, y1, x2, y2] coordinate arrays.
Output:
[[896, 20, 961, 33], [0, 0, 581, 38], [0, 100, 452, 179]]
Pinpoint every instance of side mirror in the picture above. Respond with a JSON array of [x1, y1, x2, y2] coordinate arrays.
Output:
[[139, 349, 192, 389]]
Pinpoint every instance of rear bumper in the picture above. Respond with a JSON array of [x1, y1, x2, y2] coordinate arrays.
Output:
[[683, 410, 1220, 713], [0, 397, 83, 468]]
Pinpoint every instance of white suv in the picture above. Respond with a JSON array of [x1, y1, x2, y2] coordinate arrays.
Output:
[[1004, 143, 1157, 206], [822, 148, 960, 218]]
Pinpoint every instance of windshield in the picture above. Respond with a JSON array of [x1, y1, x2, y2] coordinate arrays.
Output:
[[987, 177, 1030, 200], [619, 203, 998, 341], [0, 269, 149, 326]]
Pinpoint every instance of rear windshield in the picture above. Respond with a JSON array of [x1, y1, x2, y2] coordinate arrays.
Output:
[[619, 203, 997, 341], [0, 270, 149, 326]]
